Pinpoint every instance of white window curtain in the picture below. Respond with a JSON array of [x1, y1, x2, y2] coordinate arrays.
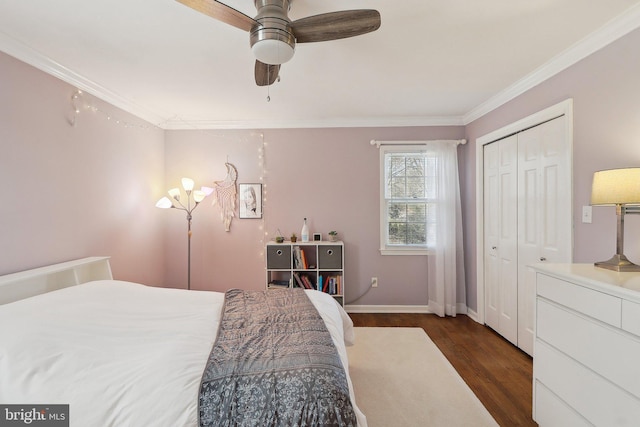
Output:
[[372, 139, 466, 316], [427, 140, 466, 317]]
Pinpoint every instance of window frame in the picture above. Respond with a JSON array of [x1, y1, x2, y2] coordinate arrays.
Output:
[[378, 144, 434, 256]]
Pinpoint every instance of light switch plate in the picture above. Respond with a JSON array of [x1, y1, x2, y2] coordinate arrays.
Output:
[[582, 205, 592, 223]]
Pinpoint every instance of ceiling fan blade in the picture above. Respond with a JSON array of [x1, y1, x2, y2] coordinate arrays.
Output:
[[291, 10, 381, 43], [255, 61, 280, 86], [176, 0, 257, 32]]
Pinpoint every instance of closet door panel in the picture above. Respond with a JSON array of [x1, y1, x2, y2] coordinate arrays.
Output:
[[484, 113, 572, 356], [484, 142, 500, 330], [517, 116, 571, 355], [539, 117, 572, 262], [484, 135, 518, 345], [499, 137, 518, 344]]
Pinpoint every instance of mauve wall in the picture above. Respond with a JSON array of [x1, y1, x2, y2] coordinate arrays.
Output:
[[5, 25, 639, 311], [164, 127, 465, 306], [0, 51, 166, 284], [462, 26, 640, 312]]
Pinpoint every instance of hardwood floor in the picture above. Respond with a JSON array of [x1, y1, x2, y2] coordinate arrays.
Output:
[[349, 313, 536, 427]]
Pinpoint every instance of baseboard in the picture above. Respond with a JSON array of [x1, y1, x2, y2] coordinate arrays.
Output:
[[465, 307, 481, 323], [346, 303, 470, 315], [345, 305, 432, 314]]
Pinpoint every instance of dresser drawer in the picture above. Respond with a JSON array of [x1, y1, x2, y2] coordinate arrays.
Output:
[[622, 300, 640, 336], [537, 299, 640, 399], [535, 340, 640, 426], [537, 273, 621, 326], [534, 381, 590, 427]]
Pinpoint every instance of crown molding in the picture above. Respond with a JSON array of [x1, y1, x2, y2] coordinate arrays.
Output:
[[0, 30, 463, 130], [161, 115, 465, 130], [3, 2, 639, 130], [0, 31, 166, 127], [463, 3, 640, 125]]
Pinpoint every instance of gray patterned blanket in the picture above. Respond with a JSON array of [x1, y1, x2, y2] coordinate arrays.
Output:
[[199, 288, 357, 427]]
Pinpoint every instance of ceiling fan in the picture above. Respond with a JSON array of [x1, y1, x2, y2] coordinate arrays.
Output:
[[176, 0, 381, 86]]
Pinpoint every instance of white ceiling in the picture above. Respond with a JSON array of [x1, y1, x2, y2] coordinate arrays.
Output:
[[1, 0, 640, 129]]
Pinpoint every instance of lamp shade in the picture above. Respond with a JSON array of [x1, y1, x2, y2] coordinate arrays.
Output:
[[155, 197, 173, 209], [168, 188, 181, 200], [591, 168, 640, 205], [193, 190, 206, 203], [181, 178, 195, 192]]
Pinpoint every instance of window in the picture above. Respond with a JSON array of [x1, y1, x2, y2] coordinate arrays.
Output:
[[379, 145, 437, 255]]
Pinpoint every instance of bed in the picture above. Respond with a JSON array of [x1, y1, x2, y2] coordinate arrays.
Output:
[[0, 257, 366, 427]]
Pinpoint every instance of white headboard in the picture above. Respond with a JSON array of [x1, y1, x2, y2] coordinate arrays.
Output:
[[0, 257, 112, 305]]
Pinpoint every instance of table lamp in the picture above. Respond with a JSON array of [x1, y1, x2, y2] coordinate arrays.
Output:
[[591, 168, 640, 271]]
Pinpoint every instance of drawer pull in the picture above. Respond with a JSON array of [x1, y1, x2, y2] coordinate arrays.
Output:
[[540, 257, 547, 261], [276, 250, 283, 256], [327, 250, 334, 256]]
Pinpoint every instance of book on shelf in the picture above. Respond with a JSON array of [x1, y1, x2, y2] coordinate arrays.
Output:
[[300, 274, 314, 290], [292, 272, 305, 288], [293, 246, 310, 269], [293, 246, 303, 269], [319, 275, 342, 295], [268, 279, 290, 288], [321, 275, 328, 293], [293, 272, 314, 289]]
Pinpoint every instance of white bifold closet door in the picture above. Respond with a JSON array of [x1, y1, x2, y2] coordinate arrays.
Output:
[[484, 134, 518, 346], [484, 116, 571, 355]]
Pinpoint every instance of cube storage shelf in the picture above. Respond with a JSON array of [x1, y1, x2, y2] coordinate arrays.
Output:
[[266, 241, 344, 306]]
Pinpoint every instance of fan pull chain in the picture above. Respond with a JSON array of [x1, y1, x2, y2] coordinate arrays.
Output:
[[267, 66, 271, 102]]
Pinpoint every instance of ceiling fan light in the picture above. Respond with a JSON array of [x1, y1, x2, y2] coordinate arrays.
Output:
[[252, 39, 295, 65]]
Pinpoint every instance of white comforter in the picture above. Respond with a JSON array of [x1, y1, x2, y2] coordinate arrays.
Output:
[[0, 281, 366, 427]]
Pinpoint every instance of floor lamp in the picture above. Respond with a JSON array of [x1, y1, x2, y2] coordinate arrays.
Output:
[[156, 178, 210, 289], [591, 168, 640, 272]]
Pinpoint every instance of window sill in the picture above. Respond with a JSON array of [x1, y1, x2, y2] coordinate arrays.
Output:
[[379, 248, 432, 256]]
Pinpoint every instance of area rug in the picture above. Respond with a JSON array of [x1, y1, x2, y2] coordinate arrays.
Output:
[[347, 327, 499, 427]]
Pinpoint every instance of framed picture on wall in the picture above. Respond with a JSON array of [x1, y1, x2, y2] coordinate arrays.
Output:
[[239, 183, 263, 219]]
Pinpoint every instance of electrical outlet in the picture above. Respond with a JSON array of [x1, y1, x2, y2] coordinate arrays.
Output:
[[371, 277, 378, 288]]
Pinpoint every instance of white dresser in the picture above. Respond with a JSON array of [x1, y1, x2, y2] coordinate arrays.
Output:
[[531, 264, 640, 426]]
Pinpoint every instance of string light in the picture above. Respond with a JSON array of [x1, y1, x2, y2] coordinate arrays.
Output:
[[72, 94, 269, 257], [154, 130, 270, 261], [258, 132, 267, 259], [69, 89, 151, 130]]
